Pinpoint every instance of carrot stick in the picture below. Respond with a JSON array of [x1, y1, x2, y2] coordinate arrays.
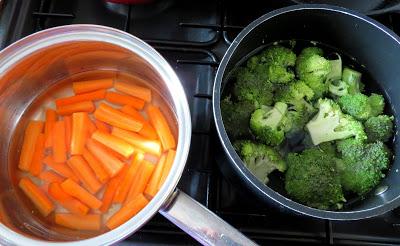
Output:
[[72, 78, 114, 94], [99, 165, 128, 212], [67, 156, 102, 194], [92, 130, 134, 158], [114, 153, 144, 203], [60, 179, 102, 209], [48, 182, 89, 215], [53, 120, 67, 163], [55, 89, 106, 107], [125, 160, 155, 203], [147, 105, 176, 150], [82, 147, 109, 183], [56, 101, 95, 116], [19, 120, 44, 171], [29, 133, 45, 176], [64, 115, 72, 152], [44, 109, 57, 148], [86, 138, 125, 178], [144, 154, 166, 198], [121, 105, 158, 140], [94, 119, 110, 133], [70, 112, 88, 155], [94, 103, 143, 132], [43, 156, 79, 182], [106, 194, 148, 230], [86, 115, 97, 136], [55, 213, 101, 231], [105, 91, 145, 110], [19, 178, 54, 217], [157, 149, 176, 190], [112, 127, 162, 156], [114, 80, 152, 102], [39, 170, 65, 184]]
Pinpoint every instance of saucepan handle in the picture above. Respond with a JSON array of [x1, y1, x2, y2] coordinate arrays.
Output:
[[159, 189, 257, 246]]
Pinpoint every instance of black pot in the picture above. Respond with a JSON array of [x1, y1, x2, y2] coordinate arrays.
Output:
[[212, 4, 400, 220]]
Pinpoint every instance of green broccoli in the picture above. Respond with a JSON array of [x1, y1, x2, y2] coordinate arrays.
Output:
[[336, 139, 391, 195], [250, 102, 288, 146], [285, 147, 345, 210], [260, 45, 297, 67], [328, 80, 349, 97], [341, 67, 365, 94], [306, 98, 367, 145], [235, 140, 286, 183], [338, 93, 385, 121], [364, 115, 394, 142], [220, 96, 254, 139], [296, 47, 332, 98]]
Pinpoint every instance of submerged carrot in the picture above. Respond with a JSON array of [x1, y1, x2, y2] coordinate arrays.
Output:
[[105, 91, 145, 110], [56, 101, 95, 116], [125, 160, 155, 203], [147, 105, 176, 150], [19, 120, 44, 171], [86, 138, 125, 178], [55, 213, 101, 231], [121, 105, 158, 140], [94, 119, 110, 133], [48, 182, 89, 215], [157, 149, 176, 190], [112, 127, 162, 156], [144, 154, 166, 198], [44, 109, 57, 148], [71, 112, 88, 155], [19, 178, 54, 216], [43, 156, 79, 182], [106, 193, 148, 230], [64, 115, 72, 152], [67, 156, 102, 194], [29, 133, 45, 176], [60, 179, 102, 209], [39, 170, 65, 184], [94, 103, 143, 132], [114, 80, 152, 102], [92, 130, 134, 158], [99, 165, 128, 212], [53, 120, 67, 163], [55, 89, 106, 107], [72, 78, 114, 94], [82, 147, 109, 183], [86, 115, 97, 136]]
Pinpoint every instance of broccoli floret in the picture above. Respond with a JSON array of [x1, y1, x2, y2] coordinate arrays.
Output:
[[235, 140, 286, 183], [296, 47, 332, 98], [336, 139, 391, 195], [220, 96, 254, 139], [364, 115, 394, 142], [328, 80, 349, 97], [285, 147, 345, 210], [338, 93, 385, 121], [250, 102, 288, 146], [342, 67, 365, 94], [260, 45, 297, 67], [306, 98, 367, 145]]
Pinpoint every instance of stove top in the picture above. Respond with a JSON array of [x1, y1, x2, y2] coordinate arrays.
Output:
[[2, 0, 400, 245]]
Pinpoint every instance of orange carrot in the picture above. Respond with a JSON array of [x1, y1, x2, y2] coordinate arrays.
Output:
[[71, 112, 88, 155], [112, 127, 162, 156], [72, 78, 113, 94], [53, 120, 67, 163], [43, 156, 79, 182], [44, 109, 57, 148], [105, 91, 145, 110], [114, 80, 152, 102], [39, 170, 65, 184], [147, 105, 176, 150], [56, 101, 95, 116], [92, 130, 134, 158], [106, 193, 148, 230], [55, 213, 101, 231], [94, 103, 143, 132], [157, 149, 176, 190], [82, 147, 109, 183], [29, 133, 45, 176], [94, 119, 110, 133], [67, 156, 102, 194], [144, 154, 166, 198], [86, 115, 97, 136], [19, 178, 54, 216], [114, 153, 144, 203], [60, 179, 102, 209], [64, 115, 72, 152], [19, 120, 44, 171], [121, 105, 158, 140], [86, 138, 125, 178], [55, 89, 106, 107], [48, 182, 89, 215], [125, 160, 155, 203], [99, 165, 128, 212]]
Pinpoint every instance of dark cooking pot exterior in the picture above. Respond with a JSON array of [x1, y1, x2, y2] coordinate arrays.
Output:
[[213, 4, 400, 220]]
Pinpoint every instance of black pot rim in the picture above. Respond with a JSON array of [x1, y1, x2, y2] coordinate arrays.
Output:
[[212, 3, 400, 220]]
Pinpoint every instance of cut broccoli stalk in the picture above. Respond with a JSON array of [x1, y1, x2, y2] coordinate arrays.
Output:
[[328, 80, 349, 97], [326, 53, 342, 83], [342, 67, 364, 94]]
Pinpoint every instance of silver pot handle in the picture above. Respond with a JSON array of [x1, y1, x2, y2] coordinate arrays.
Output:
[[159, 189, 257, 246]]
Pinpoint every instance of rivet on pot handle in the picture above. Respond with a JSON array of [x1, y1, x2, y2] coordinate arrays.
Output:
[[159, 189, 257, 246]]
